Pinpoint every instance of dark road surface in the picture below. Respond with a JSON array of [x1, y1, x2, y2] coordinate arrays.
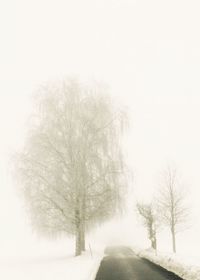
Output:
[[95, 246, 184, 280]]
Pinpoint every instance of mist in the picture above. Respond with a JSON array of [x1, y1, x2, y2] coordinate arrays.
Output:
[[1, 1, 200, 279]]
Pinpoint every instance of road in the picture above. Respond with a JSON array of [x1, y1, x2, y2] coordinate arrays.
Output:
[[95, 246, 184, 280]]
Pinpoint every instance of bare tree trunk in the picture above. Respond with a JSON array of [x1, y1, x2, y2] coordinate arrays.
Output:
[[151, 236, 157, 250], [81, 223, 85, 251], [150, 239, 154, 249], [81, 190, 86, 251], [75, 208, 82, 256], [149, 222, 157, 250], [75, 219, 85, 255], [75, 226, 82, 256], [171, 226, 176, 253], [154, 232, 157, 251], [149, 228, 154, 249]]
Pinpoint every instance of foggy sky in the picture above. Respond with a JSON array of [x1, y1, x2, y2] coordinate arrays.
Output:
[[0, 0, 200, 255]]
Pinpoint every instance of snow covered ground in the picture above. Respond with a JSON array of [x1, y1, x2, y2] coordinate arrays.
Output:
[[0, 252, 101, 280], [0, 240, 102, 280], [134, 247, 200, 280]]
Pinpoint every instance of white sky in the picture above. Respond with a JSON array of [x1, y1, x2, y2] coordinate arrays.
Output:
[[1, 0, 200, 256]]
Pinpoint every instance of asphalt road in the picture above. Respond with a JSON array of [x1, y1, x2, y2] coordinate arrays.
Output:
[[95, 246, 184, 280]]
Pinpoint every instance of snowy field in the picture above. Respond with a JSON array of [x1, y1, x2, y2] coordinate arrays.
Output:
[[0, 239, 102, 280], [0, 253, 101, 280], [134, 247, 200, 280]]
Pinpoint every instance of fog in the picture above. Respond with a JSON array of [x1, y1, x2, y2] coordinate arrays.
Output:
[[0, 0, 200, 259]]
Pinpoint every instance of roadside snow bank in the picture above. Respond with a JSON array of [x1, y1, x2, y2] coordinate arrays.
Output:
[[134, 248, 200, 280], [83, 252, 103, 280]]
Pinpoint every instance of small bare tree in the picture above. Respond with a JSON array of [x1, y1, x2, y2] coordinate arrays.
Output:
[[158, 166, 188, 253], [15, 79, 127, 256], [136, 202, 157, 250]]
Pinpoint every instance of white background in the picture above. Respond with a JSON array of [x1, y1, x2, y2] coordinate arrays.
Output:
[[0, 0, 200, 258]]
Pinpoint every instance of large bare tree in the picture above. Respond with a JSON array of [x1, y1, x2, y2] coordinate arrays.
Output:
[[158, 166, 188, 253], [136, 202, 157, 250], [15, 79, 127, 256]]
